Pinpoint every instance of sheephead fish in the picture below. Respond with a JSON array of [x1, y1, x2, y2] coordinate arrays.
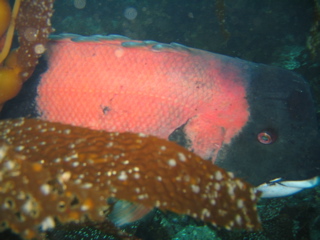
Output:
[[1, 34, 319, 185]]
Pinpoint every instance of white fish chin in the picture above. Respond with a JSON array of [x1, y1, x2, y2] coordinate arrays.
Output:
[[256, 176, 320, 198]]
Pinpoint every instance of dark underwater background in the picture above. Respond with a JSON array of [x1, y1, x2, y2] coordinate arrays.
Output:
[[3, 0, 320, 239]]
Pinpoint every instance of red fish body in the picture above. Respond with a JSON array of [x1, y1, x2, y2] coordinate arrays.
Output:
[[1, 34, 319, 185], [37, 35, 249, 162]]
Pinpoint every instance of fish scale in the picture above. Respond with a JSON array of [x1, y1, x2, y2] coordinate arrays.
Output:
[[36, 35, 249, 161]]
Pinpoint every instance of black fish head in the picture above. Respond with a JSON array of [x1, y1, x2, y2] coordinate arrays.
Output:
[[216, 64, 320, 185]]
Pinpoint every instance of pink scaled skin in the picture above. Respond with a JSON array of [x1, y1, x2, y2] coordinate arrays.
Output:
[[37, 37, 250, 162]]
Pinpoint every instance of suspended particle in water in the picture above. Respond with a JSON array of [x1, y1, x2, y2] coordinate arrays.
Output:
[[188, 12, 194, 18], [124, 7, 138, 20], [74, 0, 86, 9]]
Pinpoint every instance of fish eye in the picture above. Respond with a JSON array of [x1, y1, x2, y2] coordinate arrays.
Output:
[[257, 129, 277, 144]]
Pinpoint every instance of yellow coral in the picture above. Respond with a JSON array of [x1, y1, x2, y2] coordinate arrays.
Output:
[[0, 0, 21, 64], [0, 0, 11, 37]]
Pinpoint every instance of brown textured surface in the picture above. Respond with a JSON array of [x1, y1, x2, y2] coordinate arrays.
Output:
[[15, 0, 55, 80], [0, 118, 261, 239]]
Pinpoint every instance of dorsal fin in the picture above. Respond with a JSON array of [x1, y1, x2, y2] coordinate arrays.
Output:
[[48, 34, 192, 54]]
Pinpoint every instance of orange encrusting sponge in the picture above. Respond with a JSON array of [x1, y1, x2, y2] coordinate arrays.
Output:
[[0, 118, 261, 239]]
